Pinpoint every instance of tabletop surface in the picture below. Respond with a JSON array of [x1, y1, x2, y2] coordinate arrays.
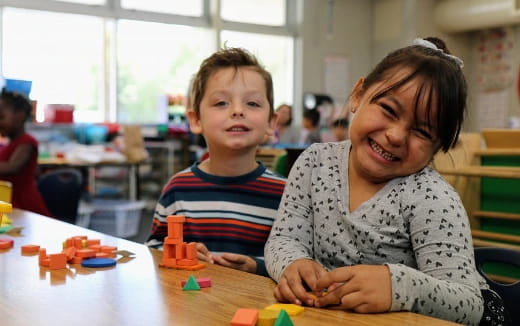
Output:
[[0, 209, 459, 326]]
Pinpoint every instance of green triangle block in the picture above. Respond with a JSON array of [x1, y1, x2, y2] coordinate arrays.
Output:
[[182, 275, 201, 291], [273, 309, 293, 326]]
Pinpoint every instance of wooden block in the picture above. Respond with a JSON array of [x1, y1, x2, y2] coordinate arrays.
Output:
[[21, 244, 40, 254], [257, 309, 279, 326], [76, 249, 96, 258], [0, 238, 13, 249], [264, 304, 304, 316], [181, 277, 211, 288], [185, 242, 197, 260], [49, 253, 67, 270], [230, 308, 258, 326]]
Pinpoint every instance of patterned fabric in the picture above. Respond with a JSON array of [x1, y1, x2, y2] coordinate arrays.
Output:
[[0, 133, 51, 216], [479, 289, 511, 326], [265, 141, 490, 325], [146, 161, 286, 276]]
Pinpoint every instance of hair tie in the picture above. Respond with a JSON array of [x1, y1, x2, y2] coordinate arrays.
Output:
[[412, 38, 464, 69]]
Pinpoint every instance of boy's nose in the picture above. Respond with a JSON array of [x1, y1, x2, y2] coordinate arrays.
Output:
[[230, 104, 245, 118]]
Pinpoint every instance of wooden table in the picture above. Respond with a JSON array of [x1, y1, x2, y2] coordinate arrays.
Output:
[[0, 210, 458, 326]]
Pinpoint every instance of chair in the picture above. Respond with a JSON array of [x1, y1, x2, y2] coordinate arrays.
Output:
[[474, 247, 520, 325], [37, 168, 83, 225]]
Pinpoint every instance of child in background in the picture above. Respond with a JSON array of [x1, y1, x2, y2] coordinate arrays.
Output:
[[330, 118, 349, 141], [0, 89, 51, 216], [265, 37, 508, 325], [272, 104, 300, 146], [146, 47, 286, 276], [302, 108, 321, 144]]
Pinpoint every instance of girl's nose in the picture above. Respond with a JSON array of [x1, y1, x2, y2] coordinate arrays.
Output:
[[386, 125, 407, 146]]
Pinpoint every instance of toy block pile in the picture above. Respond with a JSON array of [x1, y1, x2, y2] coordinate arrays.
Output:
[[230, 304, 302, 326], [159, 215, 204, 270], [33, 235, 118, 270]]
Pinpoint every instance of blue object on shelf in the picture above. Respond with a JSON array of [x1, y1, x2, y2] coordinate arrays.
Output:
[[4, 78, 32, 97]]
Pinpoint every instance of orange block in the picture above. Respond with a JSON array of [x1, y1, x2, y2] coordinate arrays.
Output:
[[164, 237, 182, 245], [175, 243, 186, 259], [100, 245, 117, 253], [21, 244, 40, 254], [40, 258, 50, 267], [230, 308, 259, 326], [76, 249, 96, 258], [49, 253, 67, 270], [185, 242, 197, 260], [39, 248, 47, 263], [87, 239, 101, 246], [176, 258, 197, 266], [95, 252, 109, 258], [71, 256, 83, 264], [0, 238, 14, 249], [88, 244, 101, 252], [63, 247, 77, 261]]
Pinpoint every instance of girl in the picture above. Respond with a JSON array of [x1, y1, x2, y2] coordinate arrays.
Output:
[[0, 89, 51, 216], [272, 104, 300, 146], [264, 37, 509, 325]]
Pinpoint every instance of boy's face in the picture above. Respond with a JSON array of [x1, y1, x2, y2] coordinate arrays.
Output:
[[332, 126, 348, 142], [348, 70, 440, 184], [188, 67, 276, 153]]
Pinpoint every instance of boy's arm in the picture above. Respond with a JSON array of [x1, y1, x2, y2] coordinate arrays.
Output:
[[265, 145, 318, 281], [0, 144, 33, 175], [389, 172, 484, 325]]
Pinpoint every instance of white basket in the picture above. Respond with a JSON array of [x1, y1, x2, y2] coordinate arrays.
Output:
[[88, 199, 145, 238], [76, 201, 94, 228]]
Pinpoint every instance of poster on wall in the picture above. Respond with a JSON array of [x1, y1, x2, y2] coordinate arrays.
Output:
[[475, 27, 514, 130]]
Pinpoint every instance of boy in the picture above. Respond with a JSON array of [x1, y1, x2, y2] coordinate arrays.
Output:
[[302, 108, 321, 144], [146, 48, 286, 276], [330, 117, 349, 141]]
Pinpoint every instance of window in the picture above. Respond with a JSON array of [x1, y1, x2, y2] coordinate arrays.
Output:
[[221, 30, 293, 108], [2, 8, 104, 122], [117, 20, 214, 123], [220, 0, 286, 26], [121, 0, 203, 17], [50, 0, 106, 5]]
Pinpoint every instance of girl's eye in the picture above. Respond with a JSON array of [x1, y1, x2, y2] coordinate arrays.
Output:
[[215, 101, 227, 107], [247, 101, 260, 107], [415, 128, 433, 140], [380, 103, 396, 116]]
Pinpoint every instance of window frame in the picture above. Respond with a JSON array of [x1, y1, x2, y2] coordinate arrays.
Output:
[[0, 0, 297, 122]]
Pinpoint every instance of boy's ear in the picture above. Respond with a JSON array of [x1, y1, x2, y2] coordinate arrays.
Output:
[[187, 110, 203, 134], [265, 112, 279, 137], [349, 77, 365, 113]]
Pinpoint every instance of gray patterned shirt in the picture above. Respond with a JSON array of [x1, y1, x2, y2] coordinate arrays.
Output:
[[265, 141, 487, 325]]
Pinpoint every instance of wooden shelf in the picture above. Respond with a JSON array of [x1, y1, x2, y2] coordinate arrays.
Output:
[[471, 229, 520, 244], [473, 238, 520, 251], [473, 210, 520, 221], [437, 166, 520, 179]]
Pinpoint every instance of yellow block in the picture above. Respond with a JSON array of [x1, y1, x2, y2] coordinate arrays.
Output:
[[0, 181, 12, 203], [257, 309, 279, 326], [264, 303, 304, 316]]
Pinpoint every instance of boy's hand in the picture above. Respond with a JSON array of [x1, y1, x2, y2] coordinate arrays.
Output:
[[274, 259, 327, 306], [212, 253, 257, 273], [195, 242, 214, 263], [314, 265, 392, 313]]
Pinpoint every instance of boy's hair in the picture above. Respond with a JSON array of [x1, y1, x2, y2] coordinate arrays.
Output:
[[361, 36, 466, 152], [331, 118, 348, 128], [303, 109, 320, 127], [0, 88, 32, 119], [190, 47, 274, 119]]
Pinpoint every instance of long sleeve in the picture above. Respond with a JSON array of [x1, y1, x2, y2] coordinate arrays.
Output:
[[265, 145, 318, 281]]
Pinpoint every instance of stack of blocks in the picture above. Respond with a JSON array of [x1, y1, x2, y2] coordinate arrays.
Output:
[[159, 215, 204, 270], [230, 305, 299, 326], [35, 235, 117, 269]]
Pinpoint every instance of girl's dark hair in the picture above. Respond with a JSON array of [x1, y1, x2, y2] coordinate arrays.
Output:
[[191, 47, 274, 119], [0, 88, 32, 119], [303, 108, 320, 127], [362, 36, 466, 152]]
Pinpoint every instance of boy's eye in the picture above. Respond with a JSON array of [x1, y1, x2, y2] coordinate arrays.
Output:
[[215, 101, 227, 107], [247, 101, 260, 107]]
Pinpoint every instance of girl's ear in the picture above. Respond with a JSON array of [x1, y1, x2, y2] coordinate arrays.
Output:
[[349, 78, 365, 113], [187, 110, 203, 134]]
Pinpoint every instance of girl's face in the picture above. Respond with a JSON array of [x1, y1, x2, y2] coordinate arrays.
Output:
[[0, 99, 20, 137], [348, 71, 440, 185]]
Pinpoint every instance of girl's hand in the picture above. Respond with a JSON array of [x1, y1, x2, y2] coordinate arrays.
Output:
[[314, 265, 392, 313], [274, 259, 327, 306], [195, 242, 214, 263], [212, 253, 257, 273]]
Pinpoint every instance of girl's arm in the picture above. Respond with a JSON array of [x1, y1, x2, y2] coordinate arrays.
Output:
[[389, 171, 484, 325], [0, 144, 34, 175], [264, 145, 319, 281]]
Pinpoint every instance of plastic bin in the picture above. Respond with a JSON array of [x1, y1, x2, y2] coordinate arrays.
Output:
[[88, 199, 145, 238], [76, 201, 94, 228]]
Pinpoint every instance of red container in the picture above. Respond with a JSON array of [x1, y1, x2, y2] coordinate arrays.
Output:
[[44, 104, 74, 123]]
